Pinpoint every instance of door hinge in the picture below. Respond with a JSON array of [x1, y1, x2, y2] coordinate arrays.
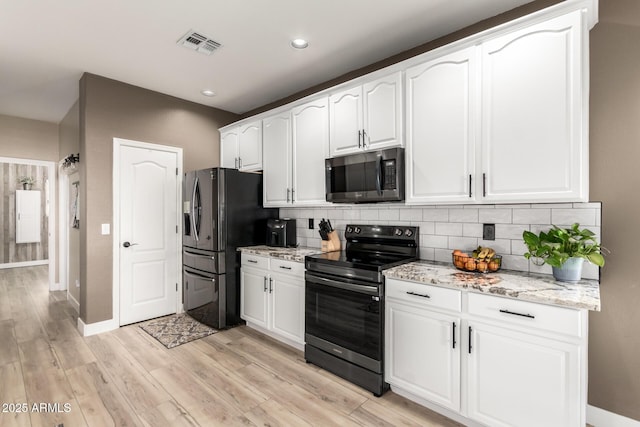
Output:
[[176, 167, 179, 176], [176, 283, 178, 292], [176, 225, 179, 233]]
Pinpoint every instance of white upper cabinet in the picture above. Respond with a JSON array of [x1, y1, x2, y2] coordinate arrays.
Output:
[[480, 10, 586, 202], [220, 128, 238, 169], [292, 97, 329, 205], [219, 119, 263, 171], [263, 112, 292, 207], [329, 71, 402, 157], [406, 47, 477, 204], [238, 121, 262, 171], [406, 9, 587, 205]]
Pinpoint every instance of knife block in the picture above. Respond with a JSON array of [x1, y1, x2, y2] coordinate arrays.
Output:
[[321, 231, 341, 252]]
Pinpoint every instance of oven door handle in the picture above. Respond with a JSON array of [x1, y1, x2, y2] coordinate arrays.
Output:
[[305, 273, 379, 296]]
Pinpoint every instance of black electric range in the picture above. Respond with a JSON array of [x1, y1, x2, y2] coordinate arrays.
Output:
[[304, 224, 419, 396]]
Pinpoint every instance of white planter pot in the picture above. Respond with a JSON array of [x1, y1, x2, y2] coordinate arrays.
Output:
[[552, 257, 584, 282]]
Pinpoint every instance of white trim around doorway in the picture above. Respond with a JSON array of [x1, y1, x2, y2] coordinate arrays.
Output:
[[0, 156, 56, 291]]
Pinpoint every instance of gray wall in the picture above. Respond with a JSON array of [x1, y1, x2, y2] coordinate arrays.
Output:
[[588, 0, 640, 420], [79, 73, 239, 323]]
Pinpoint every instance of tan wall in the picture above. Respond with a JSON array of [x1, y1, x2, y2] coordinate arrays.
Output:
[[0, 115, 59, 161], [59, 102, 81, 304], [79, 73, 239, 323], [589, 0, 640, 420]]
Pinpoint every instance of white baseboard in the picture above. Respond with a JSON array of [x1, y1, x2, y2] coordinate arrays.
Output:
[[0, 260, 48, 269], [67, 293, 80, 313], [50, 281, 66, 291], [77, 317, 118, 337], [588, 405, 640, 427]]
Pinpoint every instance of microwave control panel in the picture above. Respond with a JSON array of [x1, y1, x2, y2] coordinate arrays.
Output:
[[383, 159, 396, 189]]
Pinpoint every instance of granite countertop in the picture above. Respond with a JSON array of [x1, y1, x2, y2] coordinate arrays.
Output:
[[384, 261, 601, 311], [238, 245, 323, 263]]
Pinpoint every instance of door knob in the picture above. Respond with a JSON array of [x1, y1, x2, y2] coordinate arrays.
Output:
[[123, 241, 138, 248]]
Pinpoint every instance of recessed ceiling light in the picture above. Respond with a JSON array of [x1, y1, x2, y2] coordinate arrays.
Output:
[[201, 89, 216, 97], [291, 38, 309, 49]]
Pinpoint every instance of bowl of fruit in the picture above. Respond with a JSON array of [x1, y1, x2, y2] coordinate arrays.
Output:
[[452, 246, 502, 273]]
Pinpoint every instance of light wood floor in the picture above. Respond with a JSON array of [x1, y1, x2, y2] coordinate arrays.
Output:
[[0, 266, 463, 427]]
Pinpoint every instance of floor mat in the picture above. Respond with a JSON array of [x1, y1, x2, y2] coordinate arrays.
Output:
[[139, 313, 217, 349]]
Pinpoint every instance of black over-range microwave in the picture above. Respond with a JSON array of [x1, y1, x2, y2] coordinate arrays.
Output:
[[325, 147, 405, 203]]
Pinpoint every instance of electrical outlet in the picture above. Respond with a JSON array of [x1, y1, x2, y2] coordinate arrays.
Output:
[[308, 218, 314, 229], [483, 223, 496, 241], [75, 279, 80, 288]]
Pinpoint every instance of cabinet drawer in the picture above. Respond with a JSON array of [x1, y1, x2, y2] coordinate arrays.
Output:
[[241, 253, 269, 269], [467, 292, 583, 338], [386, 278, 461, 312], [270, 258, 304, 277]]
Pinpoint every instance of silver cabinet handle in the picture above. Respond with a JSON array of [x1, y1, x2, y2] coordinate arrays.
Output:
[[362, 129, 367, 148], [279, 265, 292, 270], [269, 278, 273, 293], [247, 259, 258, 264], [235, 158, 238, 168], [291, 188, 295, 202], [286, 188, 290, 203], [358, 130, 362, 148], [263, 276, 267, 292], [239, 157, 242, 169]]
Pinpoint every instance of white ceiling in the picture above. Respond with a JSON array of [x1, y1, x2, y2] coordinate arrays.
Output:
[[0, 0, 536, 124]]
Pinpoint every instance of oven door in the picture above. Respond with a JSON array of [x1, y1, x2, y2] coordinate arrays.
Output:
[[305, 271, 383, 371]]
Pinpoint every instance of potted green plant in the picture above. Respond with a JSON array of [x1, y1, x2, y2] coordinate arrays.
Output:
[[18, 176, 35, 190], [522, 223, 605, 282]]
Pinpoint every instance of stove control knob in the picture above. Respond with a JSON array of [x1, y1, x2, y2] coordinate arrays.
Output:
[[354, 226, 361, 234], [404, 229, 414, 237], [346, 226, 353, 233], [394, 228, 403, 236]]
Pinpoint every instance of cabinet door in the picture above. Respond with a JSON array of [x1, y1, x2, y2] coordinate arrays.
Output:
[[480, 10, 586, 202], [238, 120, 262, 171], [405, 47, 476, 204], [16, 190, 41, 243], [263, 112, 292, 207], [270, 273, 304, 344], [220, 128, 239, 169], [386, 301, 460, 412], [329, 86, 363, 156], [291, 97, 329, 205], [240, 267, 268, 328], [363, 71, 403, 151], [467, 322, 581, 427]]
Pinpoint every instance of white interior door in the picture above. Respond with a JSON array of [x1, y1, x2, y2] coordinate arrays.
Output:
[[119, 144, 179, 325]]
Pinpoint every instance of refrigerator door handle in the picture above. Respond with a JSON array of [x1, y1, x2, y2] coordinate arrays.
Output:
[[184, 270, 216, 282], [192, 175, 200, 241]]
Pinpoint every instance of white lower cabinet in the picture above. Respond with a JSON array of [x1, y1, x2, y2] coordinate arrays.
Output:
[[386, 301, 461, 411], [467, 321, 580, 427], [385, 278, 587, 427], [240, 254, 304, 349]]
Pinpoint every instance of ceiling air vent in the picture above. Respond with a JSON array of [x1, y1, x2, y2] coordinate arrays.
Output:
[[177, 30, 222, 56]]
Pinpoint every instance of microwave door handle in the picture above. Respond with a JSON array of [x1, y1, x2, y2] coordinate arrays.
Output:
[[376, 155, 383, 195]]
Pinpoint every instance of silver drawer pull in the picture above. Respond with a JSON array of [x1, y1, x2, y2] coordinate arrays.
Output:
[[499, 309, 535, 319], [406, 291, 430, 299], [247, 259, 258, 263], [279, 266, 292, 270]]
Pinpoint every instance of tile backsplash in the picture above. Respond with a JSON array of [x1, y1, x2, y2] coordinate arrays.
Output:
[[280, 202, 602, 280]]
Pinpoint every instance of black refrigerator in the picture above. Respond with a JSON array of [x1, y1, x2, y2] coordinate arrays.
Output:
[[182, 168, 278, 329]]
